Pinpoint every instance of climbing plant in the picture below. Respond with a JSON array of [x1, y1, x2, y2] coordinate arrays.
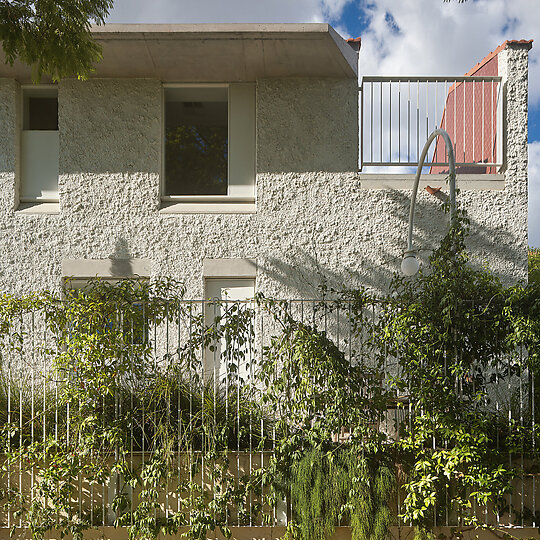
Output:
[[0, 278, 267, 540], [0, 215, 538, 540]]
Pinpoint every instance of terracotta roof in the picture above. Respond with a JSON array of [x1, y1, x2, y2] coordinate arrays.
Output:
[[465, 39, 533, 76], [347, 36, 361, 49]]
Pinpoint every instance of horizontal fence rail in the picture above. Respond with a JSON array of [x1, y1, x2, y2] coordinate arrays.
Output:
[[360, 76, 504, 173], [0, 298, 536, 533]]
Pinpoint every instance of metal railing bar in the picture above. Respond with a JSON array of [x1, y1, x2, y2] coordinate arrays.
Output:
[[472, 80, 476, 163], [407, 80, 411, 162], [482, 79, 485, 165], [370, 81, 374, 165], [463, 79, 466, 163], [398, 81, 401, 162], [416, 81, 420, 163], [380, 81, 383, 163], [389, 80, 392, 162]]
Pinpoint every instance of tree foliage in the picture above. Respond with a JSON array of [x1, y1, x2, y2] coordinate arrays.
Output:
[[0, 0, 113, 81], [529, 247, 540, 285]]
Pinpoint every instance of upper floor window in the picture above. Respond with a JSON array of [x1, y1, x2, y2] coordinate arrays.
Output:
[[20, 86, 59, 202], [163, 84, 255, 200]]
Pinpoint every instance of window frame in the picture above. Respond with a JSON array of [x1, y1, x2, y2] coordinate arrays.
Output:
[[160, 83, 256, 213], [19, 84, 59, 205]]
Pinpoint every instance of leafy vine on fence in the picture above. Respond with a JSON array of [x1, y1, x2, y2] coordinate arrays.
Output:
[[0, 219, 537, 539]]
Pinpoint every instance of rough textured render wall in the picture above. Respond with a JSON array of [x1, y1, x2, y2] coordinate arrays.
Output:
[[451, 44, 529, 285], [256, 45, 529, 297], [0, 45, 529, 298], [0, 80, 18, 221]]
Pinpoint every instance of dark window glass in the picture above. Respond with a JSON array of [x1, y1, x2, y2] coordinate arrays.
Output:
[[165, 98, 228, 196], [28, 97, 58, 130]]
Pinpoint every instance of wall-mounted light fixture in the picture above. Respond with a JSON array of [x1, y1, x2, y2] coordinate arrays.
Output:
[[401, 129, 456, 276]]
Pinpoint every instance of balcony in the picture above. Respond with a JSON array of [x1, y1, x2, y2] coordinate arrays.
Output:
[[359, 75, 506, 190], [0, 281, 538, 540]]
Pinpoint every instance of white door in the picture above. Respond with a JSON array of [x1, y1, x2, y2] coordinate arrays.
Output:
[[204, 279, 255, 385]]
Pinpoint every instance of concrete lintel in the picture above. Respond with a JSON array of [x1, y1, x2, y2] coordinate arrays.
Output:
[[62, 259, 152, 278], [203, 258, 257, 278]]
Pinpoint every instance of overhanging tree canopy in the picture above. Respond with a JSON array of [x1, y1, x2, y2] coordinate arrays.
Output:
[[0, 0, 113, 81]]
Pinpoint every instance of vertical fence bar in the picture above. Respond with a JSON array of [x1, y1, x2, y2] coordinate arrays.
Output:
[[176, 304, 181, 516], [508, 351, 513, 526], [188, 303, 194, 524], [30, 311, 35, 508], [42, 311, 47, 526], [532, 367, 536, 527], [520, 348, 524, 527], [18, 313, 22, 529], [495, 354, 501, 526], [165, 302, 170, 521], [141, 300, 146, 516], [248, 302, 254, 527]]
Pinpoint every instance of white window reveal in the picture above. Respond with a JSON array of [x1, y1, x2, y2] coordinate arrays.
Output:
[[21, 86, 59, 202], [204, 278, 255, 384], [162, 84, 255, 211]]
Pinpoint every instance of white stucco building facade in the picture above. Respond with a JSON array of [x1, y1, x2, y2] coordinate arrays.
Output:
[[0, 25, 532, 299]]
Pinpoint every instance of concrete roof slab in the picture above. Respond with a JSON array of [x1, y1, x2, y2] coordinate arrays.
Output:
[[0, 23, 359, 82]]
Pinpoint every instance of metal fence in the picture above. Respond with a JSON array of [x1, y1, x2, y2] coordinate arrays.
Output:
[[0, 299, 536, 531], [360, 76, 504, 172]]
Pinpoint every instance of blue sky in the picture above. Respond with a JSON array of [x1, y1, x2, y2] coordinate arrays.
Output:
[[106, 0, 540, 245]]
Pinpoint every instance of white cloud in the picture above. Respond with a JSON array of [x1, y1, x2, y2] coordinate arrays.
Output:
[[529, 141, 540, 246], [321, 0, 353, 20], [357, 0, 540, 105]]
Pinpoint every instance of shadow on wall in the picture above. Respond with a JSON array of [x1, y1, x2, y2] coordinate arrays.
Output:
[[259, 191, 526, 298], [110, 237, 135, 278]]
